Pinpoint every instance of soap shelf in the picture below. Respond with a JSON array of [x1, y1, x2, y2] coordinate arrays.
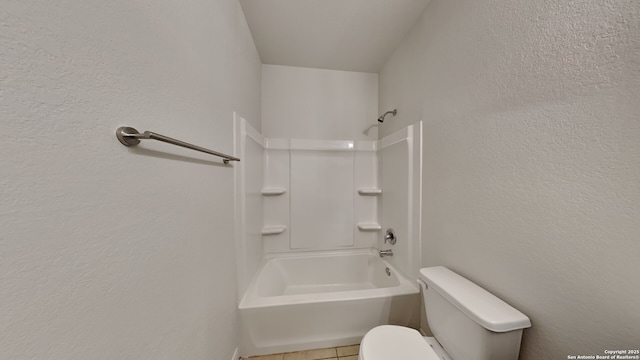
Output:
[[262, 188, 287, 196], [357, 188, 382, 196], [357, 223, 382, 231], [262, 225, 286, 235]]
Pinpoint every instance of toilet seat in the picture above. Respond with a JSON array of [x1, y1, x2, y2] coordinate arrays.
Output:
[[359, 325, 440, 360]]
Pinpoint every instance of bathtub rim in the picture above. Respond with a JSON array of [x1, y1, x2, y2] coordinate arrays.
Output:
[[238, 248, 419, 310]]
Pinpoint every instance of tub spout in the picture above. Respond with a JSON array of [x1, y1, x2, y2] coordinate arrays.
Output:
[[379, 249, 393, 257]]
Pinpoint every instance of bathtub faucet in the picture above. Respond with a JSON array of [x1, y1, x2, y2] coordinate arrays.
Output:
[[379, 249, 393, 258]]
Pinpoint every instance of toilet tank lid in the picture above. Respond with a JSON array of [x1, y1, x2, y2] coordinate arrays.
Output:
[[419, 266, 531, 332]]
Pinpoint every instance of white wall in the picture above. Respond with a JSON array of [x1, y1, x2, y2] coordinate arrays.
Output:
[[379, 0, 640, 358], [262, 65, 378, 140], [1, 1, 261, 359]]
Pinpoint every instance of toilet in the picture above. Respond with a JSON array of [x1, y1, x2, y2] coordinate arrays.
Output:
[[360, 266, 531, 360]]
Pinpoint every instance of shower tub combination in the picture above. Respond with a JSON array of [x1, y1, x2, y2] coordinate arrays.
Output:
[[239, 249, 420, 357]]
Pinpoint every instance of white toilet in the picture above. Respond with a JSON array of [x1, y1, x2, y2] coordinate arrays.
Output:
[[360, 266, 531, 360]]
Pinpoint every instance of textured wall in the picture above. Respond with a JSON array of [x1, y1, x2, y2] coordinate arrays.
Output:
[[1, 1, 261, 359], [262, 64, 378, 140], [379, 0, 640, 358]]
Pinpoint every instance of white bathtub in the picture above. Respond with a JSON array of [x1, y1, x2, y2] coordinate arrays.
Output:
[[239, 249, 420, 357]]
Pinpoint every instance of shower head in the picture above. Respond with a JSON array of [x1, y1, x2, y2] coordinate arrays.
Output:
[[377, 109, 397, 123]]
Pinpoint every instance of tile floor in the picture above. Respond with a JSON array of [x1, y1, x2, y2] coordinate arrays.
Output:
[[243, 344, 360, 360]]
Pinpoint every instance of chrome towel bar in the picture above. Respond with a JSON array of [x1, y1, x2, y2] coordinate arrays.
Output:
[[115, 126, 240, 164]]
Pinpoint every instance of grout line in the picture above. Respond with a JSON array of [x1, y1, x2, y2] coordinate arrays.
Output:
[[246, 344, 360, 360]]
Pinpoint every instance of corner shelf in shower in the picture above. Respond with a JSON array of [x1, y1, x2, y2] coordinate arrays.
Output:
[[261, 188, 287, 196], [261, 225, 286, 235], [357, 188, 382, 196], [357, 223, 382, 231]]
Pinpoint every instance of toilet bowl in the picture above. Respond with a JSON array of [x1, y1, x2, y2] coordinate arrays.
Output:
[[359, 267, 531, 360]]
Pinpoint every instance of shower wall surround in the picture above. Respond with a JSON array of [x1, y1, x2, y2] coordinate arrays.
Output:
[[235, 115, 424, 290], [235, 115, 378, 251], [263, 139, 379, 253], [291, 148, 355, 249], [234, 114, 266, 298], [378, 122, 423, 280], [234, 115, 378, 296]]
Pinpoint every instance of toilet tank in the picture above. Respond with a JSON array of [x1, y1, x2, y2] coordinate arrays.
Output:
[[419, 267, 531, 360]]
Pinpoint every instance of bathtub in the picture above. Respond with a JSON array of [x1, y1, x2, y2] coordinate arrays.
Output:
[[239, 249, 420, 357]]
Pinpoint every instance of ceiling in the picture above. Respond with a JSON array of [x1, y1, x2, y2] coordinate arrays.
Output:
[[239, 0, 430, 73]]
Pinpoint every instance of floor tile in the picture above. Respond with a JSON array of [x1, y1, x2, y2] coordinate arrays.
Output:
[[336, 345, 359, 357], [247, 354, 284, 360], [283, 347, 337, 360], [338, 356, 358, 360]]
